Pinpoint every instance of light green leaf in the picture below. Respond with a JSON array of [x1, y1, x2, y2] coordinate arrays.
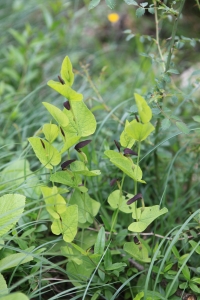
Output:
[[120, 120, 135, 148], [134, 93, 152, 123], [47, 80, 83, 101], [28, 137, 61, 169], [43, 123, 59, 143], [124, 241, 151, 263], [63, 100, 96, 137], [175, 121, 190, 134], [0, 159, 40, 198], [60, 135, 80, 153], [60, 56, 74, 86], [193, 115, 200, 123], [108, 190, 135, 213], [50, 171, 78, 187], [161, 118, 171, 130], [0, 273, 8, 296], [0, 194, 25, 237], [189, 282, 200, 293], [128, 205, 168, 232], [0, 251, 33, 272], [41, 186, 67, 219], [70, 161, 101, 177], [0, 292, 29, 300], [105, 150, 144, 182], [61, 205, 78, 242], [88, 0, 101, 10], [42, 102, 69, 127], [181, 265, 190, 281], [189, 240, 200, 254], [70, 190, 100, 224], [126, 119, 155, 141], [51, 205, 78, 242]]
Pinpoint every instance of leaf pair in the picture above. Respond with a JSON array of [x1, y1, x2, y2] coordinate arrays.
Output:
[[105, 150, 145, 183], [47, 56, 82, 101], [41, 186, 78, 242]]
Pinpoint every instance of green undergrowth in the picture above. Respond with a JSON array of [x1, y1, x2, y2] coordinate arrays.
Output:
[[0, 0, 200, 299]]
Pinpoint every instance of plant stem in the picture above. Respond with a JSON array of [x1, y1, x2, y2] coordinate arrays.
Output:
[[154, 0, 165, 72], [165, 0, 186, 73], [134, 141, 141, 221]]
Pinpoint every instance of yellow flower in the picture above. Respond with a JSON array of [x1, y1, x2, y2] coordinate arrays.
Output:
[[107, 13, 119, 23]]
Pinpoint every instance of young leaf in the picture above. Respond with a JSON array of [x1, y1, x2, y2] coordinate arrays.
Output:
[[43, 123, 59, 143], [108, 190, 135, 213], [126, 119, 155, 141], [0, 194, 25, 237], [175, 121, 190, 134], [28, 137, 61, 169], [60, 56, 74, 86], [136, 7, 145, 17], [161, 118, 171, 130], [41, 186, 67, 219], [88, 0, 101, 10], [70, 161, 101, 177], [120, 120, 135, 148], [128, 205, 168, 232], [134, 93, 152, 123], [42, 102, 69, 127], [47, 80, 83, 101]]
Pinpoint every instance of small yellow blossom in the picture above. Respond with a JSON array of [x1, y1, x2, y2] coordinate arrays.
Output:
[[107, 13, 120, 23]]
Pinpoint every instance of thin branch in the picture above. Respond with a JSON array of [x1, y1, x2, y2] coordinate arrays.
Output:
[[165, 0, 186, 72], [87, 227, 200, 241]]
